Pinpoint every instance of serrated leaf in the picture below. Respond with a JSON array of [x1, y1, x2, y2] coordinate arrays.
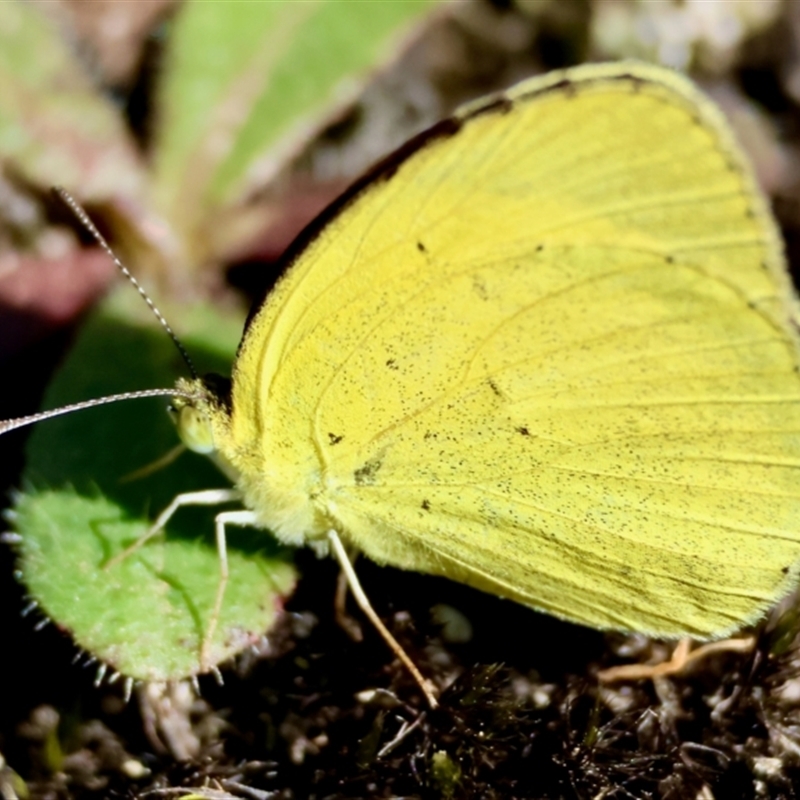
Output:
[[13, 291, 296, 682]]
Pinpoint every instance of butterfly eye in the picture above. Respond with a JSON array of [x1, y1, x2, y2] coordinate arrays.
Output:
[[175, 404, 216, 455]]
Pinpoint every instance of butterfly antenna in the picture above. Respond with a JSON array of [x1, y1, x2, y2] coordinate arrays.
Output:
[[53, 187, 198, 380], [0, 388, 200, 436]]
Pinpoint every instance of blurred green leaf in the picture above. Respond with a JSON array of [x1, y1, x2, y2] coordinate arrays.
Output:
[[0, 0, 442, 279], [0, 2, 143, 201], [151, 0, 439, 267]]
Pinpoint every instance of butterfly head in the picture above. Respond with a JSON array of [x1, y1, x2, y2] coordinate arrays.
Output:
[[171, 374, 232, 457]]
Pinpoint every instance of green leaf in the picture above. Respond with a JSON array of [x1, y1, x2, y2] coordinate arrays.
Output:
[[12, 291, 296, 682], [150, 0, 439, 266]]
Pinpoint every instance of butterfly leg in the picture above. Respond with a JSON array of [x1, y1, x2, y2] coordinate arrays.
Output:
[[334, 548, 364, 642], [201, 509, 259, 671], [327, 529, 439, 708], [104, 488, 242, 569], [597, 636, 755, 682]]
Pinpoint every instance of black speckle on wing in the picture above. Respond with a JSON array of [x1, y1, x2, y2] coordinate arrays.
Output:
[[354, 458, 383, 486], [487, 379, 503, 398]]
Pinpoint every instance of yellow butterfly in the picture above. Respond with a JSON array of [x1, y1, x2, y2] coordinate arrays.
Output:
[[6, 61, 800, 702]]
